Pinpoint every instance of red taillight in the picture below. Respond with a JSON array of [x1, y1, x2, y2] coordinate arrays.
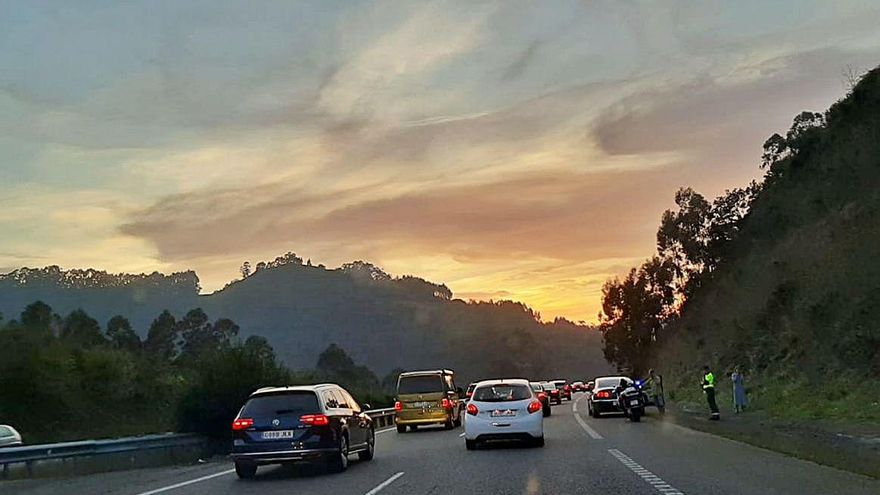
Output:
[[564, 385, 570, 391], [537, 392, 547, 400], [595, 390, 611, 399], [394, 401, 403, 411], [466, 403, 478, 416], [232, 418, 253, 430], [300, 414, 330, 426], [441, 398, 452, 410], [527, 400, 542, 414]]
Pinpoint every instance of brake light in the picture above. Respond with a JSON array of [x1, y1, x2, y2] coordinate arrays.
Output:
[[595, 390, 611, 399], [527, 400, 542, 414], [441, 398, 452, 410], [537, 392, 547, 400], [300, 414, 330, 426], [466, 403, 478, 416], [394, 401, 402, 411], [564, 385, 570, 391], [232, 418, 253, 430]]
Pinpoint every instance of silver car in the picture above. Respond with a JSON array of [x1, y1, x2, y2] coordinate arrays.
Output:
[[0, 425, 22, 447]]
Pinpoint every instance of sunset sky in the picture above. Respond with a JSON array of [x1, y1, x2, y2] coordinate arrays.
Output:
[[2, 1, 880, 322]]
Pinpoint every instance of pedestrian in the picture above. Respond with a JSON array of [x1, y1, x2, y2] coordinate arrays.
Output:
[[646, 368, 665, 414], [731, 365, 747, 413], [702, 365, 720, 420]]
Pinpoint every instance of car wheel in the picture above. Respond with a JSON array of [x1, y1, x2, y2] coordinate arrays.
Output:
[[532, 436, 545, 448], [234, 462, 257, 479], [358, 429, 375, 461], [328, 435, 349, 473], [396, 424, 406, 433], [465, 439, 477, 450]]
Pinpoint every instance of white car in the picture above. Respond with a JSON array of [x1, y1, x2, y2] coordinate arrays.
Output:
[[464, 379, 544, 449], [0, 425, 22, 448]]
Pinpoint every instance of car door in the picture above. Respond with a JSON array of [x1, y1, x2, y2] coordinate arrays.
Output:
[[341, 388, 371, 447], [332, 388, 365, 448]]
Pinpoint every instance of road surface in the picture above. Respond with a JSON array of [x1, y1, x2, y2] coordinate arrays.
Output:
[[5, 393, 878, 494]]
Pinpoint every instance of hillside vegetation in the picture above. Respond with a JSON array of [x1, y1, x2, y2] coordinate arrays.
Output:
[[601, 66, 880, 422]]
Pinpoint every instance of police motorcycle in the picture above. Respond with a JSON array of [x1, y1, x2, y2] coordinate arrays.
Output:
[[616, 379, 648, 422]]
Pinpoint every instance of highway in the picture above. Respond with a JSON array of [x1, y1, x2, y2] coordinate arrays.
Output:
[[5, 393, 878, 495]]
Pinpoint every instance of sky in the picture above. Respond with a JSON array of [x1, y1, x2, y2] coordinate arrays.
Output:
[[2, 1, 880, 322]]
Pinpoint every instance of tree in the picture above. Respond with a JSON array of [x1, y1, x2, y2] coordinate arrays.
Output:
[[144, 310, 178, 360], [106, 315, 141, 352], [240, 261, 252, 279], [61, 309, 106, 348], [761, 133, 789, 169], [21, 300, 54, 333], [657, 187, 711, 295]]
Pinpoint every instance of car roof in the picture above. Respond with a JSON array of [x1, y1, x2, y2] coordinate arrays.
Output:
[[474, 378, 530, 387], [249, 383, 340, 397], [399, 369, 454, 377]]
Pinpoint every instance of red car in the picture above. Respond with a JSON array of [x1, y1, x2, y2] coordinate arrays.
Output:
[[552, 380, 572, 401]]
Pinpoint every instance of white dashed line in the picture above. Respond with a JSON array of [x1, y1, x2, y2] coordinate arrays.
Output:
[[364, 471, 405, 495], [573, 395, 603, 439], [134, 469, 235, 495], [609, 449, 685, 495], [459, 432, 466, 437]]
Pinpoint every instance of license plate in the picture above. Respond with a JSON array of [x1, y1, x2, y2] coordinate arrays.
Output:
[[411, 401, 431, 408], [261, 430, 294, 439], [629, 400, 640, 406], [490, 409, 516, 417]]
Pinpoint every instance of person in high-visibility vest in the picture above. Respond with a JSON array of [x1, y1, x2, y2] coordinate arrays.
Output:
[[702, 366, 720, 420]]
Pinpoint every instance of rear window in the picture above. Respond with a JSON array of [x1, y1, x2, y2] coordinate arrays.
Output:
[[0, 426, 12, 436], [241, 392, 320, 417], [596, 378, 628, 389], [398, 375, 445, 394], [529, 383, 542, 391], [472, 384, 531, 402], [554, 382, 567, 389]]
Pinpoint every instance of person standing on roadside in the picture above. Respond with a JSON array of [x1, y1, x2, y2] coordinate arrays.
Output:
[[702, 365, 720, 420], [732, 365, 747, 413], [646, 368, 665, 414]]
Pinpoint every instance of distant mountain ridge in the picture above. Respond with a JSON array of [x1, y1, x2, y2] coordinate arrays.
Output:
[[0, 260, 610, 382]]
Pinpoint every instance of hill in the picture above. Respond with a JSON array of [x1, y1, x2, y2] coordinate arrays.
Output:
[[0, 259, 610, 383]]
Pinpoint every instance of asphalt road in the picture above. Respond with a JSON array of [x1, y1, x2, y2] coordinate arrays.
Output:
[[5, 393, 878, 495]]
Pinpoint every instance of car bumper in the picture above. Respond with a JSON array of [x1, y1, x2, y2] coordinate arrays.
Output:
[[464, 413, 543, 441], [231, 447, 337, 464], [396, 411, 450, 425], [591, 399, 621, 412]]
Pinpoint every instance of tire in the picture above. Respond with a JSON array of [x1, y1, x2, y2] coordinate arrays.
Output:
[[396, 424, 406, 433], [591, 405, 600, 418], [328, 434, 349, 473], [465, 439, 477, 450], [532, 436, 545, 448], [631, 409, 642, 422], [543, 406, 551, 417], [234, 462, 257, 479], [358, 429, 375, 461]]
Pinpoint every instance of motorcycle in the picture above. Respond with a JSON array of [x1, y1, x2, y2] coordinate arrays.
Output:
[[617, 380, 648, 422]]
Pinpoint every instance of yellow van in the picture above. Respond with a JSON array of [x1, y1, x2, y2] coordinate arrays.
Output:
[[394, 369, 463, 432]]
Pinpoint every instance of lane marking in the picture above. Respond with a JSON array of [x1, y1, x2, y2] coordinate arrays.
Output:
[[458, 432, 466, 437], [608, 449, 685, 495], [573, 395, 603, 439], [376, 427, 398, 435], [134, 469, 235, 495], [364, 471, 405, 495]]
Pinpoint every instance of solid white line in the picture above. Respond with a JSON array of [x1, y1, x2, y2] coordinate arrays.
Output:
[[609, 449, 685, 495], [376, 427, 397, 434], [573, 395, 603, 439], [134, 469, 235, 495], [364, 471, 405, 495]]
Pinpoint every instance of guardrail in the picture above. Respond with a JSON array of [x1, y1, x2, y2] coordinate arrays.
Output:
[[1, 409, 397, 480]]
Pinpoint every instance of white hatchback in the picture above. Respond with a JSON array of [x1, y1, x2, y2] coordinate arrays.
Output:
[[464, 379, 544, 449]]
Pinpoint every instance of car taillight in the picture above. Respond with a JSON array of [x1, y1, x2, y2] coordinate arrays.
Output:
[[232, 418, 253, 430], [441, 398, 452, 409], [466, 403, 478, 416], [564, 385, 570, 391], [300, 414, 330, 426], [527, 400, 542, 414], [596, 390, 611, 399], [394, 401, 403, 411], [537, 392, 547, 400]]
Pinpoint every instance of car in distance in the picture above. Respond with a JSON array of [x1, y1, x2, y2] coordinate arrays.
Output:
[[542, 381, 562, 404], [464, 379, 544, 449], [587, 376, 633, 417], [231, 384, 374, 478], [552, 379, 572, 401], [571, 381, 585, 392], [0, 425, 22, 447], [465, 382, 477, 401], [394, 369, 463, 432], [529, 381, 551, 416], [585, 381, 595, 393]]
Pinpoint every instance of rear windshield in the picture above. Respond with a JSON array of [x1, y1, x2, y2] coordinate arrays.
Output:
[[529, 383, 542, 391], [241, 392, 320, 417], [0, 426, 12, 436], [398, 375, 445, 394], [472, 384, 531, 402], [554, 382, 567, 389], [596, 378, 628, 389]]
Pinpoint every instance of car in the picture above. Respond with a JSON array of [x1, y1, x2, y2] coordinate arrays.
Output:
[[529, 381, 552, 416], [0, 425, 22, 448], [572, 381, 585, 392], [464, 379, 544, 449], [231, 384, 375, 478], [552, 379, 572, 401], [465, 382, 477, 401], [394, 369, 463, 432], [585, 381, 595, 393], [542, 381, 562, 404], [587, 376, 633, 417]]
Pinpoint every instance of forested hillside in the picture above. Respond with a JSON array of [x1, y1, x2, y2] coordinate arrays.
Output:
[[0, 257, 609, 385], [600, 66, 880, 421]]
